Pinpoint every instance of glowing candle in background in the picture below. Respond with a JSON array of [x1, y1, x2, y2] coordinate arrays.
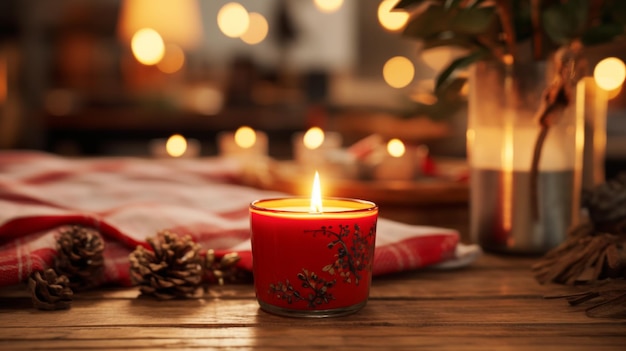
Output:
[[250, 172, 378, 317], [303, 127, 325, 150], [373, 138, 417, 181], [580, 57, 626, 190], [293, 127, 342, 171], [166, 134, 187, 157], [593, 57, 626, 92], [386, 138, 405, 157], [234, 126, 257, 149], [150, 133, 200, 158], [218, 126, 268, 159]]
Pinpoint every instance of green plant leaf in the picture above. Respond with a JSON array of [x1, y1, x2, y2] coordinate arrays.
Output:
[[437, 77, 467, 100], [403, 5, 495, 40], [608, 0, 626, 25], [403, 5, 449, 39], [435, 50, 487, 93], [422, 33, 479, 50], [582, 23, 625, 45], [467, 0, 488, 9], [450, 7, 496, 34], [542, 0, 588, 45], [393, 0, 439, 10], [444, 0, 463, 9], [512, 0, 533, 42]]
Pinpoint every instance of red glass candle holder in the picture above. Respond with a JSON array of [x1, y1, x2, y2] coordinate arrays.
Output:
[[250, 197, 378, 318]]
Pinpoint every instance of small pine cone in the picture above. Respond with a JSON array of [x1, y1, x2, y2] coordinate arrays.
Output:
[[55, 225, 105, 291], [129, 231, 204, 300], [204, 250, 242, 285], [28, 269, 73, 310], [583, 173, 626, 234]]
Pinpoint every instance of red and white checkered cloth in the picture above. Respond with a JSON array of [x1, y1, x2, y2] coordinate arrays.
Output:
[[0, 151, 479, 288]]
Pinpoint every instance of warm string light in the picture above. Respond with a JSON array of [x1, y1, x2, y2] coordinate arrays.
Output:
[[594, 57, 626, 98], [131, 28, 165, 65], [241, 12, 269, 45], [383, 56, 414, 89], [217, 2, 250, 38], [157, 44, 185, 74], [377, 0, 409, 31]]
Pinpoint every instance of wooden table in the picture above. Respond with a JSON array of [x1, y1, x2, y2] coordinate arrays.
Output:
[[0, 254, 624, 350]]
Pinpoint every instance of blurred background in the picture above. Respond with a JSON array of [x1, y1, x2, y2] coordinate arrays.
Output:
[[0, 0, 625, 175]]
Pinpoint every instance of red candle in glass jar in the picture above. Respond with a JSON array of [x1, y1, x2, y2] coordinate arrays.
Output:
[[250, 173, 378, 318]]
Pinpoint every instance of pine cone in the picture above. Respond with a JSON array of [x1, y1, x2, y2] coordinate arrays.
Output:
[[534, 174, 626, 285], [55, 225, 105, 291], [204, 249, 242, 285], [129, 231, 204, 300], [28, 269, 73, 310], [546, 279, 626, 319], [583, 173, 626, 234]]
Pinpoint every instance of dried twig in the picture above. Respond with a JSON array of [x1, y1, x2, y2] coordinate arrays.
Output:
[[494, 0, 516, 57]]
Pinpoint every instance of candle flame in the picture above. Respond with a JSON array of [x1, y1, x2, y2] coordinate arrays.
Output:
[[303, 127, 325, 150], [387, 138, 406, 157], [166, 134, 187, 157], [310, 171, 323, 213], [234, 126, 257, 149]]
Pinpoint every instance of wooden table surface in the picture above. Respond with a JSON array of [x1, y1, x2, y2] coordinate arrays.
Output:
[[0, 254, 624, 350]]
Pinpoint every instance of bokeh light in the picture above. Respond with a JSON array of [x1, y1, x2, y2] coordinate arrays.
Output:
[[314, 0, 344, 13], [241, 12, 269, 45], [189, 87, 223, 115], [383, 56, 415, 89], [45, 89, 75, 116], [594, 57, 626, 91], [387, 138, 406, 158], [378, 0, 409, 31], [131, 28, 165, 65], [217, 2, 250, 38], [234, 126, 257, 149], [157, 44, 185, 74], [166, 134, 188, 157], [607, 85, 623, 100], [303, 127, 325, 150]]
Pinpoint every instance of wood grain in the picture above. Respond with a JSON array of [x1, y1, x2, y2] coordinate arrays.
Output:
[[0, 255, 624, 350]]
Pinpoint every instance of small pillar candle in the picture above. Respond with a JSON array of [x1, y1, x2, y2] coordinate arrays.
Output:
[[150, 134, 200, 158], [218, 126, 268, 159], [293, 127, 342, 171]]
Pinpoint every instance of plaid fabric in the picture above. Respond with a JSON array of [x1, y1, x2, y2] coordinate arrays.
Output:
[[0, 151, 472, 288]]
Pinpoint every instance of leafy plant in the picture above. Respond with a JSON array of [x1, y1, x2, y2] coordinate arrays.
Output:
[[394, 1, 626, 223], [395, 0, 626, 93]]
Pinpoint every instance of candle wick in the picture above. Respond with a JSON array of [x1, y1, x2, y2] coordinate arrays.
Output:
[[309, 208, 323, 214]]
